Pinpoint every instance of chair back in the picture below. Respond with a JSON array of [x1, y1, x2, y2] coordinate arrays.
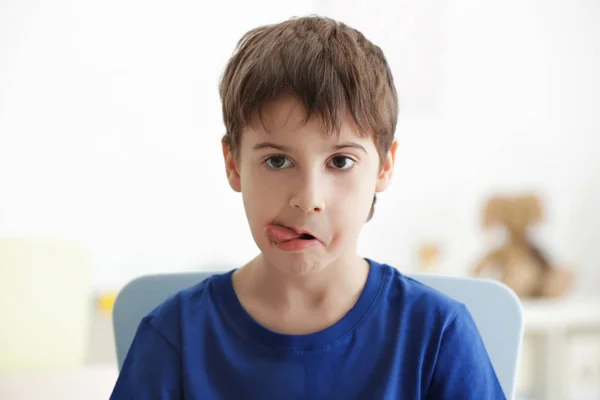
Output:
[[113, 271, 523, 398]]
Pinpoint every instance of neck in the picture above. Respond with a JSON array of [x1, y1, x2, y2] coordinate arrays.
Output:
[[241, 252, 370, 311]]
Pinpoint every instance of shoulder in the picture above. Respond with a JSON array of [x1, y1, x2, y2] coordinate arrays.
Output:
[[374, 261, 464, 328], [366, 260, 476, 352], [142, 271, 232, 348], [111, 273, 232, 399], [369, 261, 504, 398]]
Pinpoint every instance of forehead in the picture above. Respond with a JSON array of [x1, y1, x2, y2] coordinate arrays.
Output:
[[245, 94, 372, 146]]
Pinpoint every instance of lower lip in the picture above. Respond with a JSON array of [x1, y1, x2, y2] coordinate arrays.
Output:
[[274, 238, 322, 252]]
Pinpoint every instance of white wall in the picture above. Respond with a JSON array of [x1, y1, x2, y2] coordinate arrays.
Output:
[[0, 0, 317, 289], [321, 0, 600, 295], [1, 0, 599, 294]]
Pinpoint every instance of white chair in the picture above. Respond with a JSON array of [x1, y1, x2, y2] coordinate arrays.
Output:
[[113, 271, 523, 398]]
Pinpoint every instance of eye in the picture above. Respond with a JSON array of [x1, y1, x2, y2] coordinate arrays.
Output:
[[328, 155, 356, 170], [265, 156, 293, 169]]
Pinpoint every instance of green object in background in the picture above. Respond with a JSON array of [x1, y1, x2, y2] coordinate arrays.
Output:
[[0, 237, 93, 373]]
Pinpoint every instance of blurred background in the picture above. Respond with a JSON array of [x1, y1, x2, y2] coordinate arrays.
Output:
[[1, 0, 599, 399]]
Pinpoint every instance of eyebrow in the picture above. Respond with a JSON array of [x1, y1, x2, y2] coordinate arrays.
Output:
[[253, 141, 367, 153], [332, 143, 367, 153], [252, 142, 291, 152]]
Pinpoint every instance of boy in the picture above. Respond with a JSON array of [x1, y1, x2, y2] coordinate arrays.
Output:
[[110, 16, 505, 399]]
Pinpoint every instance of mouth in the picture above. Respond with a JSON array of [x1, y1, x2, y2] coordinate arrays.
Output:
[[264, 224, 322, 249], [297, 232, 316, 240]]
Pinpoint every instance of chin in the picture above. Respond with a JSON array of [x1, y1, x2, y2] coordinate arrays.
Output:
[[262, 249, 328, 277]]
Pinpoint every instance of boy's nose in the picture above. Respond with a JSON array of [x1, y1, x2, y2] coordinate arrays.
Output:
[[289, 176, 325, 214]]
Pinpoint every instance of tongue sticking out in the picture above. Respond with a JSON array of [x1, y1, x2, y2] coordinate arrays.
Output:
[[265, 225, 306, 244]]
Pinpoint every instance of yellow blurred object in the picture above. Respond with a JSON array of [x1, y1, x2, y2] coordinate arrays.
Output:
[[0, 237, 92, 373], [418, 242, 440, 272], [97, 292, 117, 315]]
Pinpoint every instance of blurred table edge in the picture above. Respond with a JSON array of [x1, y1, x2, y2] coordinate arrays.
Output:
[[521, 297, 600, 400], [0, 363, 118, 400]]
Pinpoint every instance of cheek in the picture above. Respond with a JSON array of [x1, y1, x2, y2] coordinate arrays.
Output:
[[241, 168, 282, 219], [330, 172, 377, 224]]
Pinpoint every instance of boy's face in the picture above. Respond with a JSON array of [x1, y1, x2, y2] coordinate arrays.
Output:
[[223, 95, 397, 276]]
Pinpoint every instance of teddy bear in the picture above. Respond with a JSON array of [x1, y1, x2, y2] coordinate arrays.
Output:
[[472, 194, 574, 298]]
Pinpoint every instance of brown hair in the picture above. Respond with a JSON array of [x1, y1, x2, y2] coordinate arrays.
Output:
[[219, 15, 398, 220]]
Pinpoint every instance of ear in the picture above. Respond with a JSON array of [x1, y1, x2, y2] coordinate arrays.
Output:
[[375, 140, 398, 192], [483, 196, 506, 227], [222, 142, 242, 192]]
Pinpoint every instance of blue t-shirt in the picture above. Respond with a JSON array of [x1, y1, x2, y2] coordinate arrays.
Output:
[[110, 259, 505, 399]]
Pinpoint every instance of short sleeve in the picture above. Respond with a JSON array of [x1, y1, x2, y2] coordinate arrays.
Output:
[[110, 317, 182, 400], [426, 304, 506, 400]]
